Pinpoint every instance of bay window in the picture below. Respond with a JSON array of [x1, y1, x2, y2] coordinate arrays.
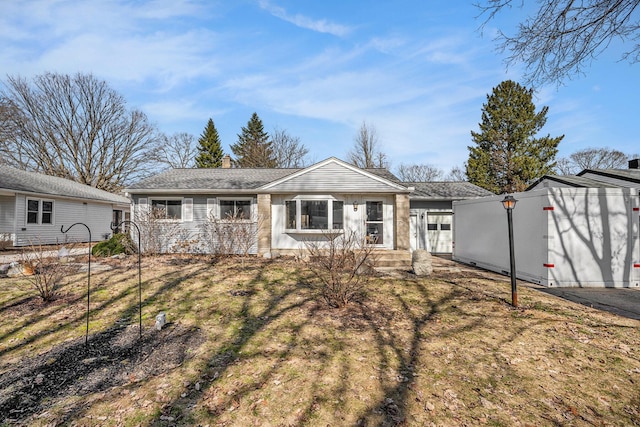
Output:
[[286, 199, 343, 232]]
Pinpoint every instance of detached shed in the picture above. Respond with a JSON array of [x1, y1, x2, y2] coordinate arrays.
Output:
[[453, 187, 640, 288]]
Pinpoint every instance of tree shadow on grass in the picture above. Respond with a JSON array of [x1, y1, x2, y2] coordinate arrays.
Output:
[[0, 260, 206, 424]]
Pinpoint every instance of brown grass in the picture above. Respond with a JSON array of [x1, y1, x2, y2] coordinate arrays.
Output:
[[0, 255, 639, 426]]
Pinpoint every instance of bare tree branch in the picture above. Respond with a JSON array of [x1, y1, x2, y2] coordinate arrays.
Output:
[[477, 0, 640, 85], [153, 132, 197, 169], [396, 163, 444, 181], [271, 127, 311, 168], [0, 72, 161, 191], [348, 121, 389, 169]]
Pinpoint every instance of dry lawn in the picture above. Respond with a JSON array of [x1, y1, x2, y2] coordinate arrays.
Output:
[[0, 255, 639, 426]]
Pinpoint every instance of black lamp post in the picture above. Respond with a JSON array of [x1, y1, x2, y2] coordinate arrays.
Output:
[[501, 195, 518, 307]]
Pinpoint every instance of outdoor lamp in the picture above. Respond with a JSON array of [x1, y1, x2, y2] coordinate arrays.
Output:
[[353, 201, 358, 211], [501, 195, 517, 210], [500, 194, 518, 307]]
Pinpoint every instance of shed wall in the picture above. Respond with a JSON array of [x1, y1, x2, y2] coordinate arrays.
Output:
[[453, 188, 640, 288]]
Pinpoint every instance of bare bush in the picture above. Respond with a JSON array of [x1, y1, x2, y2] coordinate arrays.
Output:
[[0, 232, 12, 250], [201, 210, 259, 257], [134, 207, 184, 255], [303, 230, 378, 308], [20, 241, 76, 301]]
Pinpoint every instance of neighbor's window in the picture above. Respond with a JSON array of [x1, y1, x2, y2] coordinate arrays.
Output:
[[151, 199, 182, 220], [26, 199, 54, 225], [286, 199, 343, 231], [220, 199, 251, 220]]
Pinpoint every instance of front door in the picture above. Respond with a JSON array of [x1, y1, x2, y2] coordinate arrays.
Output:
[[365, 201, 384, 245], [112, 210, 122, 233]]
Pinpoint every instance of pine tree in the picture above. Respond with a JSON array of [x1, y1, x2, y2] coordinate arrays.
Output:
[[195, 118, 224, 168], [230, 113, 276, 168], [466, 80, 563, 193]]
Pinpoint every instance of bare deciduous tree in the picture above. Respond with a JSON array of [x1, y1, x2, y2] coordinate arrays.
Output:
[[154, 132, 197, 169], [0, 72, 160, 191], [396, 163, 444, 181], [444, 165, 468, 181], [348, 121, 389, 169], [303, 230, 378, 308], [271, 127, 310, 168], [477, 0, 640, 85], [555, 147, 639, 175]]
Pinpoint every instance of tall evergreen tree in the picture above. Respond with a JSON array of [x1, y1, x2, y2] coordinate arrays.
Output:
[[230, 112, 276, 167], [195, 118, 224, 168], [466, 80, 563, 193]]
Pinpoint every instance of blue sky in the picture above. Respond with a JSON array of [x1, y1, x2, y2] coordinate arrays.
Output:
[[1, 0, 638, 174]]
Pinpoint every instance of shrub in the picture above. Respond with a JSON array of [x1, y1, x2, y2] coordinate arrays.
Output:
[[21, 241, 75, 301], [92, 233, 136, 257], [303, 230, 378, 308]]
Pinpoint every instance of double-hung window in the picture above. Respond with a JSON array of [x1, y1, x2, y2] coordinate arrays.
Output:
[[285, 198, 343, 231], [151, 199, 182, 220], [26, 199, 53, 225], [219, 199, 252, 220]]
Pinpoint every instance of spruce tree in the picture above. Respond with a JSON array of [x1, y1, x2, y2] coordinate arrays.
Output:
[[466, 80, 563, 193], [230, 112, 276, 167], [195, 118, 224, 168]]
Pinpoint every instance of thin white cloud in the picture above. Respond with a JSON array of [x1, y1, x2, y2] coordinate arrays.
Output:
[[258, 0, 351, 37]]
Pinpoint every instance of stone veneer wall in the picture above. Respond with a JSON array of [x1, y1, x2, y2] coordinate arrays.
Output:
[[257, 194, 271, 256], [394, 193, 410, 251]]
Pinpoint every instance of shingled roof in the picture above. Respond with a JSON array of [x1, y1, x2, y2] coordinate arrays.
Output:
[[125, 168, 300, 192], [404, 181, 494, 199], [527, 174, 619, 190], [0, 165, 130, 204], [125, 160, 403, 193]]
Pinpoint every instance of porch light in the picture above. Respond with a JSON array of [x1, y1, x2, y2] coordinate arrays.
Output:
[[500, 195, 518, 307], [353, 201, 358, 211]]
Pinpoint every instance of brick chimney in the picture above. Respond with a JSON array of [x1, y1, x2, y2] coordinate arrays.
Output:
[[222, 155, 232, 169], [629, 159, 639, 169]]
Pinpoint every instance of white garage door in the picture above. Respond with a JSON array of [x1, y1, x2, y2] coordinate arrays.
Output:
[[427, 213, 453, 253]]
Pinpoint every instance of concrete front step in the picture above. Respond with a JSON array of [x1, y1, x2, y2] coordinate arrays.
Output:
[[372, 250, 412, 269]]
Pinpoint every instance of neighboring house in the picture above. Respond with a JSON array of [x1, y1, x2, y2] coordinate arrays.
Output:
[[528, 159, 640, 191], [0, 165, 131, 247], [125, 157, 412, 266], [404, 182, 494, 253], [453, 160, 640, 287]]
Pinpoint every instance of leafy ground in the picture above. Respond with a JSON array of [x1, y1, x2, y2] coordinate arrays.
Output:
[[0, 255, 639, 426]]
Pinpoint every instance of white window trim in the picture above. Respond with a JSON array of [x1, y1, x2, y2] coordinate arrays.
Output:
[[26, 198, 55, 226], [217, 197, 254, 222], [149, 197, 184, 222], [285, 197, 344, 233]]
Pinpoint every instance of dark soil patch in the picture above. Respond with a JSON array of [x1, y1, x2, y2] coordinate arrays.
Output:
[[0, 321, 205, 425]]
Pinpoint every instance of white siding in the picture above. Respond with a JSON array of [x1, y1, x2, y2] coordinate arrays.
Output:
[[14, 194, 115, 246], [267, 163, 401, 193], [0, 195, 16, 234], [270, 194, 394, 250]]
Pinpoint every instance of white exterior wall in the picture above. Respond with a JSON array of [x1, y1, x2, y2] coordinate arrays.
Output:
[[14, 194, 116, 246], [453, 188, 640, 288], [0, 195, 16, 243], [270, 194, 394, 251]]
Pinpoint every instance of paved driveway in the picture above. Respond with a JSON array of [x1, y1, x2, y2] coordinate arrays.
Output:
[[433, 255, 640, 321], [537, 287, 640, 320]]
